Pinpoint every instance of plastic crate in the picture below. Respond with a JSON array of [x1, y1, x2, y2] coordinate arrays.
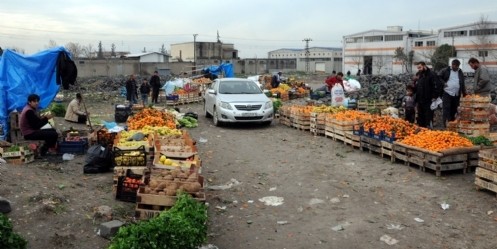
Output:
[[115, 170, 143, 202], [58, 140, 88, 155], [166, 95, 179, 101], [113, 145, 147, 167]]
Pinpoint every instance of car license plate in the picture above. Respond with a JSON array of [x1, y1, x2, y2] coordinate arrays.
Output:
[[241, 112, 256, 116]]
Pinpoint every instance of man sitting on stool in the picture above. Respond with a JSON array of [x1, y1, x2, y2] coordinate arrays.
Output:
[[65, 93, 89, 124], [19, 94, 58, 157]]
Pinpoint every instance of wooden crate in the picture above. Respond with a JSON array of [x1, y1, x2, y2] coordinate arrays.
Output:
[[395, 142, 478, 177], [360, 136, 382, 154], [310, 128, 325, 136], [381, 141, 394, 159], [0, 146, 35, 165], [135, 189, 206, 220], [325, 128, 346, 142], [475, 167, 497, 196], [344, 131, 361, 148], [392, 143, 409, 164], [292, 123, 310, 131]]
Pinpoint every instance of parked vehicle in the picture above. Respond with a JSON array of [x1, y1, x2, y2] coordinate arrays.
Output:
[[203, 78, 274, 126]]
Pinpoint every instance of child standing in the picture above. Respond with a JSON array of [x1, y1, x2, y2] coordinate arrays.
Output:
[[140, 78, 151, 106], [403, 84, 416, 123]]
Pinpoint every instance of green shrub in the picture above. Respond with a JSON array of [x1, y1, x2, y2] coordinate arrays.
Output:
[[0, 213, 27, 249], [108, 193, 207, 249], [48, 103, 66, 117]]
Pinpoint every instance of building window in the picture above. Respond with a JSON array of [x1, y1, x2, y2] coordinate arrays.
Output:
[[334, 58, 342, 62], [470, 28, 497, 36], [384, 35, 404, 41], [479, 51, 489, 57], [426, 41, 435, 46], [443, 30, 468, 37], [364, 35, 383, 42], [414, 41, 423, 47]]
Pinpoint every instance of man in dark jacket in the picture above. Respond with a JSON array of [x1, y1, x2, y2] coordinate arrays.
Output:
[[415, 61, 441, 128], [125, 74, 138, 104], [150, 71, 161, 104], [468, 57, 491, 97], [439, 59, 467, 127]]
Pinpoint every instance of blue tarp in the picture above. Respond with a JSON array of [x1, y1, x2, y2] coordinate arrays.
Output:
[[0, 46, 69, 136], [204, 62, 234, 78]]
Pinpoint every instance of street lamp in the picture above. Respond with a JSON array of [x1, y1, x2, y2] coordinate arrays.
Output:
[[193, 34, 198, 75]]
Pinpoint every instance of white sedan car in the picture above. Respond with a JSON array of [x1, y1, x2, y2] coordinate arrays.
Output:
[[204, 78, 274, 126]]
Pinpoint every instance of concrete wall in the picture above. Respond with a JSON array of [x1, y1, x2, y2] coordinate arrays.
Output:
[[76, 59, 170, 77]]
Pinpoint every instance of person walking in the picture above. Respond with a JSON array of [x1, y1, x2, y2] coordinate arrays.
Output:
[[140, 78, 151, 106], [150, 71, 161, 104], [414, 61, 441, 128], [125, 74, 138, 104], [439, 59, 467, 127], [468, 57, 491, 97]]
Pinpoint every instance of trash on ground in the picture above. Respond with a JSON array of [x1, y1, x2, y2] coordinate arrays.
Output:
[[342, 194, 350, 198], [380, 234, 399, 246], [309, 198, 325, 205], [247, 200, 254, 204], [62, 153, 75, 161], [386, 224, 403, 230], [331, 225, 344, 231], [487, 211, 494, 215], [330, 197, 341, 204], [277, 221, 288, 225], [441, 202, 450, 210], [199, 137, 208, 143], [269, 187, 277, 191], [207, 178, 241, 190], [259, 196, 284, 206], [414, 217, 424, 223], [215, 206, 226, 210]]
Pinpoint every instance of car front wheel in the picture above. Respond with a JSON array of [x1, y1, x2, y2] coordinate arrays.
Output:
[[213, 108, 222, 127]]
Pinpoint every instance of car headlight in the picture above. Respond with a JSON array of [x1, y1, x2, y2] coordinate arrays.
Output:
[[264, 101, 272, 110], [220, 101, 233, 110]]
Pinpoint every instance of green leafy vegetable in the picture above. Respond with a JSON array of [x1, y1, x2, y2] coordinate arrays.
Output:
[[466, 135, 493, 146], [0, 213, 27, 249], [108, 193, 207, 249]]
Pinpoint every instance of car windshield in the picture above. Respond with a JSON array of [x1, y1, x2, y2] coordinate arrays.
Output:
[[218, 81, 262, 94]]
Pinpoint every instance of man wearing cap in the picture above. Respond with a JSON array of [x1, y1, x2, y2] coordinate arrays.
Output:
[[150, 71, 161, 104]]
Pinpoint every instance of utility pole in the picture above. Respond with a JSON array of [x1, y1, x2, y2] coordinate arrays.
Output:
[[451, 35, 455, 57], [193, 34, 198, 75], [303, 38, 312, 73]]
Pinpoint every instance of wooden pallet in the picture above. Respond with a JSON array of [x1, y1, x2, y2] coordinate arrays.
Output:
[[475, 167, 497, 197], [310, 128, 325, 136], [325, 129, 346, 142], [392, 143, 409, 164], [310, 123, 325, 130], [292, 123, 310, 131], [344, 131, 361, 148], [381, 141, 394, 159], [394, 142, 478, 177], [360, 136, 382, 154], [0, 146, 35, 165]]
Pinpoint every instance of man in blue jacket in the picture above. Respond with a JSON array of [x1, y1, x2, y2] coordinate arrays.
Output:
[[439, 59, 467, 127]]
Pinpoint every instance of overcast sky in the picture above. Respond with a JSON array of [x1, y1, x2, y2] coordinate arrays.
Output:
[[1, 0, 496, 58]]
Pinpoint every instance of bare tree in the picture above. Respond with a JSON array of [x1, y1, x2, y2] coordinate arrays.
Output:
[[82, 43, 94, 59], [373, 55, 387, 74], [142, 47, 147, 53], [471, 15, 494, 62], [350, 43, 364, 72], [65, 42, 83, 58], [46, 40, 58, 49], [97, 41, 104, 59], [160, 44, 166, 54], [394, 47, 414, 73]]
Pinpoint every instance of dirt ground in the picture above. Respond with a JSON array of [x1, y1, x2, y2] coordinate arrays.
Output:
[[2, 88, 497, 249]]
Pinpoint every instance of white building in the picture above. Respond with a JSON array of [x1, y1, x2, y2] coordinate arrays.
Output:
[[268, 47, 342, 74], [125, 52, 169, 63], [343, 22, 497, 75], [343, 26, 433, 75]]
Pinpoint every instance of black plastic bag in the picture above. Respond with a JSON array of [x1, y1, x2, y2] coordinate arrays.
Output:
[[84, 145, 112, 174]]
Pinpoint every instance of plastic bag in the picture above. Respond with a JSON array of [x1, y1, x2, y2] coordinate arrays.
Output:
[[331, 84, 346, 107], [84, 145, 112, 174], [343, 79, 361, 92]]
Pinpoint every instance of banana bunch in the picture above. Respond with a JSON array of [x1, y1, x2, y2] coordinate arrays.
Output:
[[116, 140, 149, 147], [139, 126, 182, 136], [114, 154, 145, 166], [312, 105, 347, 114]]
